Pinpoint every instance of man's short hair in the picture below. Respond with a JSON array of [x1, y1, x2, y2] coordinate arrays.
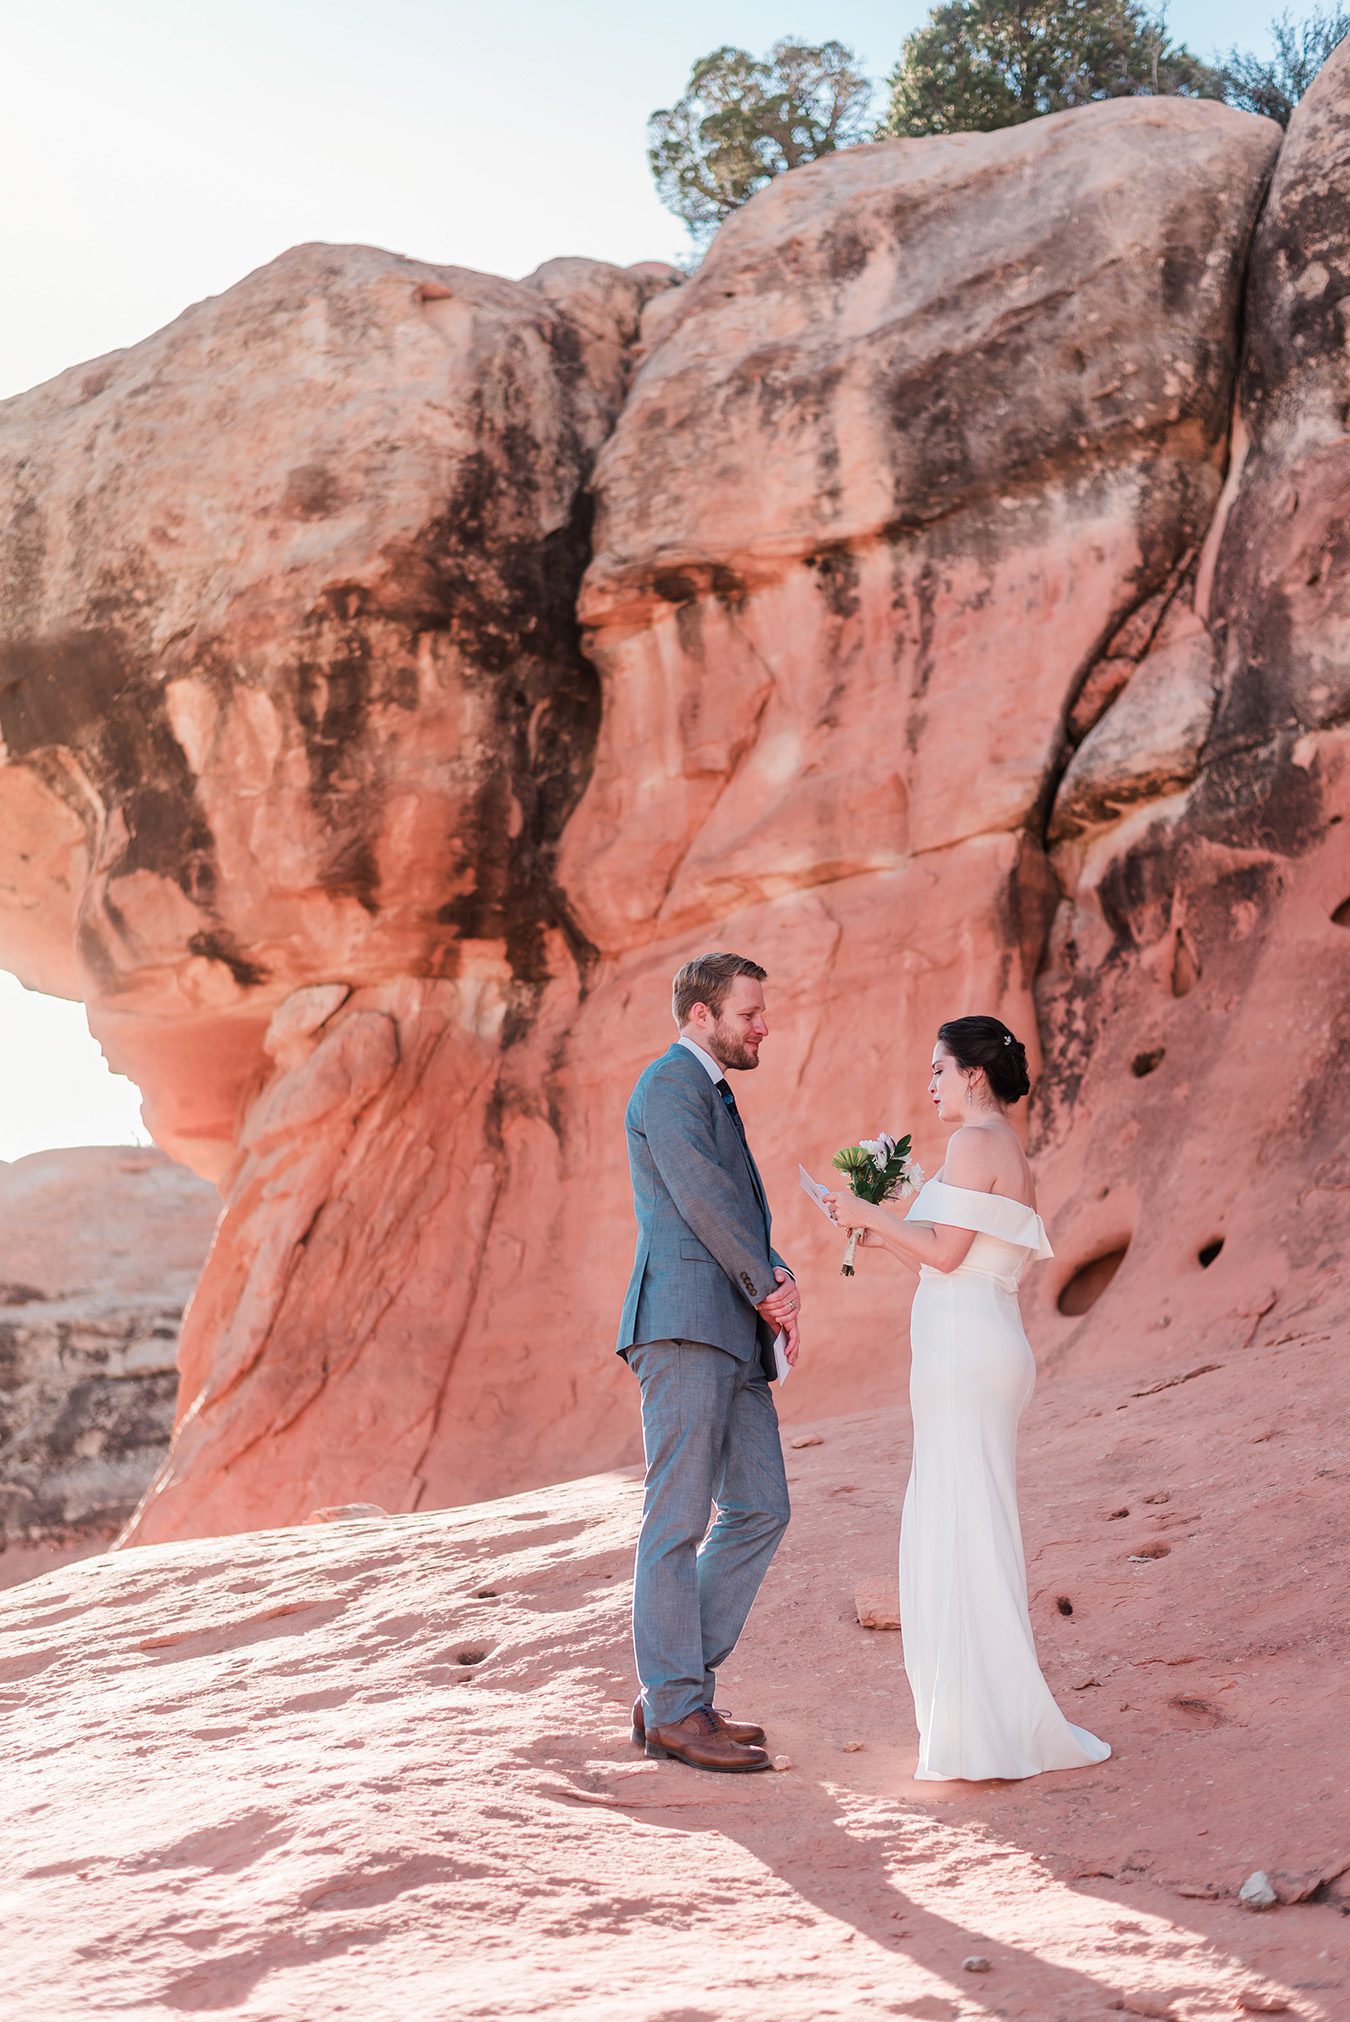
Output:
[[672, 952, 767, 1025]]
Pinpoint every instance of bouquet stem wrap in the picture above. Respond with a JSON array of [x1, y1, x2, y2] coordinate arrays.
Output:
[[841, 1227, 863, 1277]]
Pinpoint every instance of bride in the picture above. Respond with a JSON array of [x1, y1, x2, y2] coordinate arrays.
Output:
[[823, 1015, 1110, 1782]]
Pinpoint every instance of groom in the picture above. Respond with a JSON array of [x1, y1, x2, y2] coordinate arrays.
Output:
[[617, 952, 801, 1772]]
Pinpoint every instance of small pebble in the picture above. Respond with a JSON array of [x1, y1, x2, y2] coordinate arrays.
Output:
[[790, 1433, 824, 1449], [962, 1955, 991, 1973], [841, 1739, 865, 1752], [1238, 1869, 1278, 1911], [772, 1754, 792, 1772]]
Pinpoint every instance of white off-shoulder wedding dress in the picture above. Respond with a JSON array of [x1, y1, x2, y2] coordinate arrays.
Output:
[[900, 1178, 1111, 1781]]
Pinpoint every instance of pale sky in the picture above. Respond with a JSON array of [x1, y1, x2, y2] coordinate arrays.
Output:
[[0, 975, 150, 1163], [0, 0, 1287, 1158]]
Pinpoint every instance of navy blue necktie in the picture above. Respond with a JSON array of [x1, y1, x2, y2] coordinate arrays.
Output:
[[716, 1078, 749, 1150]]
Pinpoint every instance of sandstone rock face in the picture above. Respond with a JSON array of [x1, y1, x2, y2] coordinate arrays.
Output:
[[1, 79, 1344, 1541], [0, 1149, 218, 1582], [1027, 49, 1350, 1377], [0, 244, 662, 1172], [572, 100, 1275, 948], [0, 245, 669, 1535], [1048, 608, 1215, 843]]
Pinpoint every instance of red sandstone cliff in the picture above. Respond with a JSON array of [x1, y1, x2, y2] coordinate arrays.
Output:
[[0, 74, 1344, 1539]]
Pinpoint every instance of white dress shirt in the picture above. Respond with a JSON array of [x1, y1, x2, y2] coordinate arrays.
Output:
[[677, 1033, 724, 1083]]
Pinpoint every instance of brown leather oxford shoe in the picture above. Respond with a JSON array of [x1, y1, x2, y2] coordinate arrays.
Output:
[[630, 1694, 766, 1749], [642, 1705, 772, 1772]]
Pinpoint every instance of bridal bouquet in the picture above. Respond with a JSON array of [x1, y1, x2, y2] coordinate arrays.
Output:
[[831, 1132, 924, 1276]]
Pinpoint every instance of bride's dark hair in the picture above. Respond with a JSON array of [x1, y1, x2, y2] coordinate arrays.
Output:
[[938, 1015, 1031, 1106]]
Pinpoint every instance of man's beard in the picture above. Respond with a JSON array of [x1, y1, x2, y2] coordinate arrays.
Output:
[[709, 1021, 761, 1072]]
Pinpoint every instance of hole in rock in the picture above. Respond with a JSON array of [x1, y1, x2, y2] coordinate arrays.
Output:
[[1131, 1047, 1165, 1078], [1333, 898, 1350, 927], [1132, 1541, 1171, 1559], [1057, 1245, 1130, 1317], [1108, 1507, 1130, 1520], [1197, 1238, 1224, 1268], [456, 1649, 488, 1666], [472, 1588, 498, 1599], [1056, 1596, 1074, 1616], [1171, 929, 1200, 998]]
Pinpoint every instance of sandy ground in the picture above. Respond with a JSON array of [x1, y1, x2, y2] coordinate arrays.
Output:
[[2, 1317, 1347, 2022]]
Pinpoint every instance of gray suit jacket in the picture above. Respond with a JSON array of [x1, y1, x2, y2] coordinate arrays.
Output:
[[617, 1043, 790, 1376]]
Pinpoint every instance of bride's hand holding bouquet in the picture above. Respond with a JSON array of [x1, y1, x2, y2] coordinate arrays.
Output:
[[822, 1193, 882, 1235], [821, 1132, 924, 1276]]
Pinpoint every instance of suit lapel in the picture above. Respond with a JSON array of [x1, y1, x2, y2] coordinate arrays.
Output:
[[714, 1081, 771, 1234], [667, 1045, 771, 1236], [739, 1133, 770, 1231]]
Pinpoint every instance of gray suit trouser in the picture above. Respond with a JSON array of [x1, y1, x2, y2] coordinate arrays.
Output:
[[627, 1339, 790, 1730]]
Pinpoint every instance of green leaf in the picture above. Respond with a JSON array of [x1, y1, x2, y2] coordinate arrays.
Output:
[[648, 38, 874, 240], [879, 0, 1226, 141], [831, 1134, 916, 1204]]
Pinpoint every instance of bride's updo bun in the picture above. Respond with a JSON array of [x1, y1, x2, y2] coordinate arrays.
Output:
[[938, 1015, 1031, 1105]]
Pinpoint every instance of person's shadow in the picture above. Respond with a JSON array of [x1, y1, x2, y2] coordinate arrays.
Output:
[[567, 1442, 1287, 2017], [597, 1761, 1136, 2017]]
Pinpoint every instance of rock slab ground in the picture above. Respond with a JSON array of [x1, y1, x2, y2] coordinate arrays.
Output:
[[3, 1309, 1346, 2021]]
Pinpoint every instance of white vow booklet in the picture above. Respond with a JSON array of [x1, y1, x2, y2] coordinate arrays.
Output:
[[771, 1329, 791, 1383], [798, 1163, 835, 1219]]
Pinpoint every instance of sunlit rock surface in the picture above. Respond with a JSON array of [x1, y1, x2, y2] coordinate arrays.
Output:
[[2, 1352, 1346, 2017]]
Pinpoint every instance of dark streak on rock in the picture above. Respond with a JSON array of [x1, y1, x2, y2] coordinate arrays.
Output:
[[0, 621, 254, 983], [187, 931, 270, 991], [415, 399, 603, 995], [804, 546, 860, 623]]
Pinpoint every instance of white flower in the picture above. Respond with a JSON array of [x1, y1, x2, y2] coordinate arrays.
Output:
[[859, 1134, 893, 1172], [904, 1160, 926, 1193]]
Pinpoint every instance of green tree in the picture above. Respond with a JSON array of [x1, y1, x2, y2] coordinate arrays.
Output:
[[648, 39, 874, 242], [1222, 4, 1349, 123], [882, 0, 1225, 139]]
